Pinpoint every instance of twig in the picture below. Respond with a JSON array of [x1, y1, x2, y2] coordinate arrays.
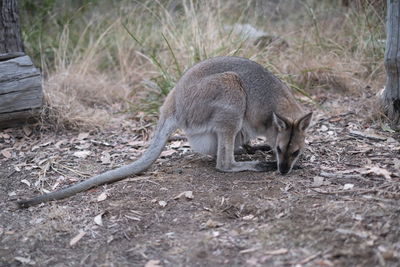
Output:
[[320, 171, 363, 180], [126, 176, 161, 185], [294, 252, 321, 265], [5, 170, 17, 179], [316, 111, 355, 123], [310, 187, 378, 195], [54, 163, 91, 177], [348, 130, 387, 141]]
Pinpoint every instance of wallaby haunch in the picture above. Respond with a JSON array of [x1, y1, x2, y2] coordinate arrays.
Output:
[[17, 56, 312, 208]]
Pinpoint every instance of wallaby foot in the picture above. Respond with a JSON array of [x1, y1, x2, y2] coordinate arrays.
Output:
[[254, 161, 278, 171], [217, 160, 269, 172], [242, 144, 272, 154]]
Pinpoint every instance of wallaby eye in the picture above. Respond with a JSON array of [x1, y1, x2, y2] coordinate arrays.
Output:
[[277, 146, 282, 153], [292, 150, 300, 157]]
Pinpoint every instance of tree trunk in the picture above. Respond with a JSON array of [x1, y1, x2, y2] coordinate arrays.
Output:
[[0, 0, 24, 53], [0, 0, 43, 129], [382, 0, 400, 127]]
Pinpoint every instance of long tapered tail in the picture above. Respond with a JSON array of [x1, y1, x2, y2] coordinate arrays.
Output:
[[17, 116, 177, 208]]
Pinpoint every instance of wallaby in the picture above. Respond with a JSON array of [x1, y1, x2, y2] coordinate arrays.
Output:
[[17, 56, 312, 208]]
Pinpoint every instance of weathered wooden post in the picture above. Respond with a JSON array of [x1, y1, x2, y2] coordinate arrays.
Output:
[[0, 0, 43, 129], [381, 0, 400, 128]]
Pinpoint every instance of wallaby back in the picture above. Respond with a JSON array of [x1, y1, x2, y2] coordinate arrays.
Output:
[[175, 56, 305, 138]]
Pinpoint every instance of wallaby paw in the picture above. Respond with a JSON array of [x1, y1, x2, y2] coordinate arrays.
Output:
[[255, 161, 277, 172], [242, 144, 272, 154]]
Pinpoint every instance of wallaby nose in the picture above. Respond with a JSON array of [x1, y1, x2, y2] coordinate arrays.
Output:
[[278, 164, 290, 175], [279, 169, 289, 175]]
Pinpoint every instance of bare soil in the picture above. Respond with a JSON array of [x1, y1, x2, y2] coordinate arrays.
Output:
[[1, 93, 400, 267]]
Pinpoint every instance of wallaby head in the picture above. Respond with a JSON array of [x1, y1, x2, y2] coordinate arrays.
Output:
[[272, 112, 312, 175]]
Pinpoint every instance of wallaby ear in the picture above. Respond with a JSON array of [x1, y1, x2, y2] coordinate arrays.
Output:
[[297, 112, 313, 131], [273, 112, 290, 131]]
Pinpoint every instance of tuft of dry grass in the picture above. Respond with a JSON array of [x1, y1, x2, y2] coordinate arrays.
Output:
[[21, 0, 386, 130]]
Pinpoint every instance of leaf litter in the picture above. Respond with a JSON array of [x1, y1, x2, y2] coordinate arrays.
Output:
[[1, 95, 400, 266]]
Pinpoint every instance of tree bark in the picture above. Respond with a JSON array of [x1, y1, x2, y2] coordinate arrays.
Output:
[[0, 0, 24, 53], [0, 0, 43, 129], [382, 0, 400, 127]]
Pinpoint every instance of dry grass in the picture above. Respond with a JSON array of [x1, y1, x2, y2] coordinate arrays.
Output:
[[21, 0, 386, 129]]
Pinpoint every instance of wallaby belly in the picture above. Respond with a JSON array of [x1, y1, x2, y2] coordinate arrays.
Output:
[[187, 133, 218, 155]]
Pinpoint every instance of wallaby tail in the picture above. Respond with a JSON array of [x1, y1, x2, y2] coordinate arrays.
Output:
[[17, 116, 177, 208]]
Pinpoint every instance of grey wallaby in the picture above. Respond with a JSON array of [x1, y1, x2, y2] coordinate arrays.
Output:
[[17, 56, 312, 208]]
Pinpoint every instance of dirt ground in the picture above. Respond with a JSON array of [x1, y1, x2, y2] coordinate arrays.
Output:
[[1, 92, 400, 267]]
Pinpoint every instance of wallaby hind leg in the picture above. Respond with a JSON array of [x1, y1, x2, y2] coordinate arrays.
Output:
[[216, 130, 263, 172]]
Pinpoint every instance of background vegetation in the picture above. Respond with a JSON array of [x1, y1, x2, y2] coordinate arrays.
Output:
[[19, 0, 386, 129]]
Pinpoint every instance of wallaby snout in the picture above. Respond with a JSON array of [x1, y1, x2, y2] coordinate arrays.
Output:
[[278, 162, 291, 175]]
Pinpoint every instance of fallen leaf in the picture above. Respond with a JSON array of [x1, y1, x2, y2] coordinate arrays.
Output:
[[76, 143, 91, 150], [312, 176, 324, 187], [378, 245, 396, 260], [73, 150, 91, 158], [343, 184, 354, 190], [101, 151, 111, 164], [174, 191, 194, 200], [160, 149, 176, 158], [246, 257, 259, 265], [170, 141, 182, 149], [0, 133, 10, 139], [97, 192, 108, 202], [94, 213, 104, 226], [14, 256, 35, 265], [20, 179, 31, 187], [69, 231, 86, 246], [128, 140, 147, 148], [320, 125, 329, 132], [205, 219, 223, 228], [264, 248, 289, 255], [158, 200, 167, 207], [22, 125, 33, 136], [242, 214, 255, 221], [78, 132, 90, 140], [1, 149, 12, 158], [145, 260, 162, 267], [394, 159, 400, 170], [55, 139, 68, 149]]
